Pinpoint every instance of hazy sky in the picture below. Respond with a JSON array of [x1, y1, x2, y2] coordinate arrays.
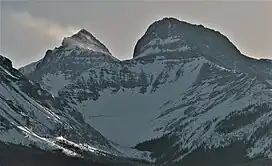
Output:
[[0, 0, 271, 68]]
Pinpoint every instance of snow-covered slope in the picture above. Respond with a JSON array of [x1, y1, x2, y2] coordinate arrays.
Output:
[[0, 55, 151, 164], [0, 54, 108, 148], [20, 17, 272, 165]]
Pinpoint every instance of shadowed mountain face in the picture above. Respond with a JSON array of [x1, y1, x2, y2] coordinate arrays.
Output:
[[0, 142, 151, 166], [2, 17, 272, 165]]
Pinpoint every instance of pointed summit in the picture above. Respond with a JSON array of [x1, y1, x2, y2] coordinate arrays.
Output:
[[61, 29, 111, 55], [77, 28, 93, 36]]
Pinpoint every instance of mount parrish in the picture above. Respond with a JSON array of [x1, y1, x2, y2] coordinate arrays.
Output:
[[10, 17, 272, 165]]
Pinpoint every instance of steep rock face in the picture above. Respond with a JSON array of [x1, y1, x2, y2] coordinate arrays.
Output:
[[19, 18, 272, 165], [0, 55, 13, 69]]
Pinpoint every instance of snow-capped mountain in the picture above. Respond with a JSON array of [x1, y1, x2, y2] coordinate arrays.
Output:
[[18, 17, 272, 166], [20, 29, 119, 97], [0, 54, 115, 150], [0, 54, 152, 165]]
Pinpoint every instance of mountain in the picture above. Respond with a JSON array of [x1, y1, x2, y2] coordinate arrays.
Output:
[[17, 17, 272, 166], [0, 54, 152, 166]]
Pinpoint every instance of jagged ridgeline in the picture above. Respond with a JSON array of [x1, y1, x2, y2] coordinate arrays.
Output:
[[1, 17, 272, 166]]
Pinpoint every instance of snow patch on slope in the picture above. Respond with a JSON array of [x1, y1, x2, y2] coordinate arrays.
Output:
[[63, 37, 111, 56], [136, 45, 190, 59], [75, 57, 205, 146], [0, 66, 19, 79], [42, 72, 71, 96]]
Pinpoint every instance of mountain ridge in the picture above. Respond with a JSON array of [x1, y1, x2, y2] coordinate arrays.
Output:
[[9, 17, 272, 165], [0, 54, 153, 165]]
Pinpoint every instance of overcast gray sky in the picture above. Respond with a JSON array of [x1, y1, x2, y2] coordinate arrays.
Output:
[[0, 0, 271, 68]]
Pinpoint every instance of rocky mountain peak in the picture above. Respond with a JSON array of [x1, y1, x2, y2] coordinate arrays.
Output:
[[0, 55, 13, 69], [61, 29, 111, 55], [133, 17, 241, 60]]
